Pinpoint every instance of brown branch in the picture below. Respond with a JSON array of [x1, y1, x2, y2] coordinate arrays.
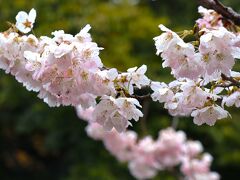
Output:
[[139, 99, 150, 136], [220, 73, 240, 87], [131, 85, 152, 100], [216, 83, 239, 88], [215, 74, 240, 88], [197, 0, 240, 25], [171, 117, 179, 130], [129, 94, 151, 100]]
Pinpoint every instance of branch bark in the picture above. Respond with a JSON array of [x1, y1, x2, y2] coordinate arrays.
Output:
[[140, 99, 150, 136], [218, 73, 240, 88], [197, 0, 240, 25]]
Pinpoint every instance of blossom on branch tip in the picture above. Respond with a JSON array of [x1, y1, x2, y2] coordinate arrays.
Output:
[[196, 6, 223, 29], [16, 8, 36, 33], [75, 24, 92, 43], [153, 24, 185, 55], [154, 25, 204, 80]]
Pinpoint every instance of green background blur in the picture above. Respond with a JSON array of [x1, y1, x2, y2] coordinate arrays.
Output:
[[0, 0, 240, 179]]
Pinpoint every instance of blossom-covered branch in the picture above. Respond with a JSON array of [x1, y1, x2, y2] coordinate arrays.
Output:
[[0, 9, 154, 133], [2, 6, 240, 133], [78, 107, 220, 180], [3, 4, 240, 179], [197, 0, 240, 25]]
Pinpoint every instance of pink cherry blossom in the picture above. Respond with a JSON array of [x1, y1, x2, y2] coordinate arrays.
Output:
[[196, 6, 223, 29], [180, 80, 209, 108], [104, 130, 137, 162], [3, 7, 240, 180], [154, 128, 186, 167], [85, 122, 105, 140], [184, 141, 203, 158], [154, 25, 204, 80], [75, 24, 92, 43], [128, 158, 158, 180], [93, 96, 143, 132], [181, 153, 220, 180], [199, 27, 239, 76]]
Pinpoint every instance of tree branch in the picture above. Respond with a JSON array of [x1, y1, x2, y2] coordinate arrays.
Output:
[[220, 73, 240, 87], [139, 99, 150, 136], [129, 94, 151, 100], [197, 0, 240, 25], [171, 117, 179, 130]]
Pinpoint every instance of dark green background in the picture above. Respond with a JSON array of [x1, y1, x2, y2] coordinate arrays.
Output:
[[0, 0, 240, 179]]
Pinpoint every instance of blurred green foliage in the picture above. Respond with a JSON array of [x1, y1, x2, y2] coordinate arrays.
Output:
[[0, 0, 240, 179]]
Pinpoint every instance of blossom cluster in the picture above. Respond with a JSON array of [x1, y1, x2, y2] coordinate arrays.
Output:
[[152, 6, 240, 126], [78, 106, 219, 180], [150, 79, 229, 126], [0, 9, 150, 133], [196, 6, 223, 29], [1, 6, 240, 132]]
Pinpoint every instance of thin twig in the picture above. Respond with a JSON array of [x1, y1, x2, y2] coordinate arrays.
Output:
[[140, 99, 150, 136], [215, 83, 239, 88], [172, 116, 179, 130]]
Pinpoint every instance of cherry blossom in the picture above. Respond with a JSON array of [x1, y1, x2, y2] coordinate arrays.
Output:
[[75, 104, 219, 179], [16, 8, 36, 33], [104, 130, 137, 162], [222, 90, 240, 108], [196, 6, 223, 29], [128, 159, 158, 180], [154, 128, 186, 167], [126, 64, 150, 89], [184, 141, 203, 158], [153, 24, 185, 56], [150, 81, 174, 103], [191, 105, 229, 126], [199, 27, 240, 77], [93, 96, 143, 132], [181, 153, 219, 180], [154, 25, 204, 80], [85, 122, 105, 140], [180, 80, 209, 109]]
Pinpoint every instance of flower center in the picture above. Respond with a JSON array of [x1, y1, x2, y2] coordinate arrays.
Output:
[[23, 19, 32, 28]]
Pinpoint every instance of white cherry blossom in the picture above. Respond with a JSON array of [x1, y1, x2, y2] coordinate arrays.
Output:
[[150, 81, 174, 103], [127, 64, 150, 89], [154, 24, 186, 55], [16, 8, 36, 33], [191, 105, 229, 126], [222, 91, 240, 108]]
